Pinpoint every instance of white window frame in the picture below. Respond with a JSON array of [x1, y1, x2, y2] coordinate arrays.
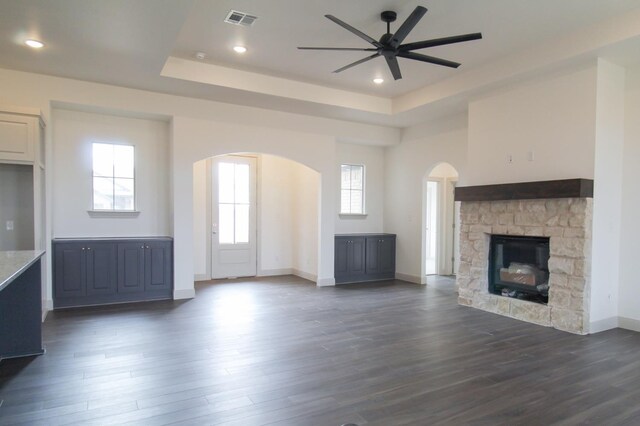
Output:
[[89, 142, 138, 216], [340, 163, 366, 215]]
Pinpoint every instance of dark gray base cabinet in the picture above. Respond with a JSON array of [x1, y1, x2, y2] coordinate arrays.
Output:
[[53, 238, 173, 308], [335, 234, 396, 284]]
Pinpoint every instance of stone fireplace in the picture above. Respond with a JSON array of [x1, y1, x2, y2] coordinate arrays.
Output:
[[455, 179, 593, 334]]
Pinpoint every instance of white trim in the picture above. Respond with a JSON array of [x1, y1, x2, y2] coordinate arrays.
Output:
[[87, 210, 141, 218], [258, 268, 294, 277], [339, 213, 368, 218], [395, 272, 425, 284], [174, 288, 196, 300], [589, 317, 619, 333], [42, 299, 53, 322], [316, 277, 335, 287], [194, 273, 209, 282], [292, 268, 317, 282], [618, 317, 640, 333]]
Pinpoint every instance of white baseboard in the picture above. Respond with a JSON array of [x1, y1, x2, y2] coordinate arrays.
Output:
[[42, 299, 53, 322], [395, 272, 424, 285], [619, 316, 640, 333], [316, 277, 335, 287], [173, 288, 196, 300], [258, 268, 294, 277], [590, 317, 619, 333], [292, 268, 317, 283], [194, 274, 210, 282]]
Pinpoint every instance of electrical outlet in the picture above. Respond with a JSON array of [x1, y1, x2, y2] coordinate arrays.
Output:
[[6, 220, 14, 231]]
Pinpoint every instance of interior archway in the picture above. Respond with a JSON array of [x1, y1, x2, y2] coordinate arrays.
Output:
[[422, 162, 460, 279], [192, 152, 321, 284]]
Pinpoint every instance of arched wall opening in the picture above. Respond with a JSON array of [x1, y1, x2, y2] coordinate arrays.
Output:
[[422, 162, 460, 279], [192, 153, 320, 283], [170, 116, 337, 299]]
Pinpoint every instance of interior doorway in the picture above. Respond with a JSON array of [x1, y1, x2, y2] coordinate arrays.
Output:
[[424, 163, 459, 277]]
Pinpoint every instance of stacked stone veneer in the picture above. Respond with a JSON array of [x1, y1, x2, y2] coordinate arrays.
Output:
[[456, 198, 592, 334]]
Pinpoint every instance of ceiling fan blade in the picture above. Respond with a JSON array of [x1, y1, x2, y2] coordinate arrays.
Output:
[[397, 51, 460, 68], [333, 53, 380, 73], [390, 6, 427, 47], [385, 56, 402, 80], [400, 33, 482, 51], [298, 47, 379, 51], [325, 15, 383, 47]]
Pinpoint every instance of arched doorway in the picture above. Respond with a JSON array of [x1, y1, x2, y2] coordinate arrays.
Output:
[[423, 162, 459, 277], [192, 153, 321, 283]]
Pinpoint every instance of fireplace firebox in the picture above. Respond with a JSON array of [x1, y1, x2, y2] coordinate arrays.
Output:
[[489, 235, 550, 304]]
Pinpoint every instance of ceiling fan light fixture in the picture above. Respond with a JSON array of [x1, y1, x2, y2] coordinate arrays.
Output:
[[373, 78, 384, 84], [233, 45, 247, 54], [25, 39, 44, 49]]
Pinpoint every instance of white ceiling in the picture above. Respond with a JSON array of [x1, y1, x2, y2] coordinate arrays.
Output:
[[1, 0, 640, 128]]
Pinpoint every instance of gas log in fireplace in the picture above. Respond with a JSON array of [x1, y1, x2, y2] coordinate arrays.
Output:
[[489, 235, 550, 304]]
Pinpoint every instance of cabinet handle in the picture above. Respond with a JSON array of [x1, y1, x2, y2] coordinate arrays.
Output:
[[87, 247, 91, 250], [82, 247, 85, 251], [141, 245, 144, 249], [146, 245, 149, 249]]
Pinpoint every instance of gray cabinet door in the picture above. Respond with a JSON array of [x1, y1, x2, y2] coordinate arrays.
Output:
[[86, 243, 117, 296], [349, 237, 366, 275], [144, 241, 172, 292], [54, 243, 86, 298], [335, 238, 350, 277], [378, 237, 396, 275], [117, 242, 145, 293], [365, 237, 380, 275]]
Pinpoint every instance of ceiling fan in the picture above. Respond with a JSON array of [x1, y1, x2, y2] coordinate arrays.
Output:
[[298, 6, 482, 81]]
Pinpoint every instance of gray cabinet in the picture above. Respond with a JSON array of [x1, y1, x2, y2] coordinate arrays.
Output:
[[53, 238, 172, 308], [335, 234, 396, 284]]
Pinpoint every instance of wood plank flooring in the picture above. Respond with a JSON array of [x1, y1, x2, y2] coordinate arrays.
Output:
[[1, 275, 640, 425]]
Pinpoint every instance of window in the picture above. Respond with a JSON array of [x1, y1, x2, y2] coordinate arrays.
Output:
[[218, 162, 250, 244], [92, 143, 135, 211], [340, 164, 365, 214]]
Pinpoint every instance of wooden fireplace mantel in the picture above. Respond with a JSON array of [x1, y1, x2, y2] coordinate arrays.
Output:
[[454, 178, 594, 202]]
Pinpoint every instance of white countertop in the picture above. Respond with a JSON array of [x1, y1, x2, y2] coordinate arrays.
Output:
[[0, 250, 45, 292]]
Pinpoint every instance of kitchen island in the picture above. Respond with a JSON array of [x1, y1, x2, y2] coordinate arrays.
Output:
[[0, 250, 45, 360]]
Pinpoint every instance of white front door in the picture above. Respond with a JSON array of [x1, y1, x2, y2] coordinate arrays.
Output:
[[211, 155, 257, 279]]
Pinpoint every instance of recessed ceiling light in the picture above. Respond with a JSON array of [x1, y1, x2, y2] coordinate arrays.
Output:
[[25, 39, 44, 49], [233, 46, 247, 54], [373, 78, 384, 84], [195, 51, 206, 60]]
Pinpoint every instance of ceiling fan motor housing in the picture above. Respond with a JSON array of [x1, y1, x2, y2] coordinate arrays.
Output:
[[381, 11, 397, 23]]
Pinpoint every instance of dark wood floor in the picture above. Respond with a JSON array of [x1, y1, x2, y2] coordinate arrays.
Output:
[[1, 276, 640, 425]]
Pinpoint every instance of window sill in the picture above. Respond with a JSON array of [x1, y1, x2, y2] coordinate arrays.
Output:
[[87, 210, 141, 218], [339, 213, 368, 218]]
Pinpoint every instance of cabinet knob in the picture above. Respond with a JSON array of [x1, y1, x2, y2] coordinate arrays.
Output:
[[146, 245, 149, 249], [141, 245, 144, 249], [82, 247, 85, 251]]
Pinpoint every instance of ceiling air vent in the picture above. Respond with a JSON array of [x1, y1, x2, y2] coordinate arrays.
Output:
[[224, 10, 257, 27]]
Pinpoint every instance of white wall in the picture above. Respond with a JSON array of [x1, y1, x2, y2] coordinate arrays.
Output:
[[335, 142, 385, 234], [0, 67, 397, 306], [619, 64, 640, 326], [259, 154, 296, 274], [467, 65, 598, 185], [590, 60, 625, 331], [385, 115, 468, 283], [192, 159, 208, 279], [292, 162, 320, 279], [51, 108, 170, 237]]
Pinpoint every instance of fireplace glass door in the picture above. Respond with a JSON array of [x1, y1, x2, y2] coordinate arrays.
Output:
[[489, 235, 550, 304]]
